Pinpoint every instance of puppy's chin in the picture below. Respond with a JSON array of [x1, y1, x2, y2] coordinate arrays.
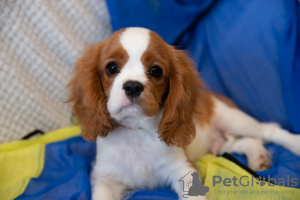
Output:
[[110, 103, 162, 130], [111, 103, 145, 122]]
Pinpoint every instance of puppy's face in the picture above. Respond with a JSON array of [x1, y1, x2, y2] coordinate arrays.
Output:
[[67, 27, 202, 146], [103, 28, 170, 122]]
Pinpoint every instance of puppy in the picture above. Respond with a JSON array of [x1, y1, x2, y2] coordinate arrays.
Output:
[[67, 27, 300, 200]]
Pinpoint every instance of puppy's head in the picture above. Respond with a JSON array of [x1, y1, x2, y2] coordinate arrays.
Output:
[[67, 27, 203, 146]]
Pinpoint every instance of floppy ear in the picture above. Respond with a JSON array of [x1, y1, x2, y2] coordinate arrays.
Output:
[[158, 48, 203, 147], [66, 43, 113, 142]]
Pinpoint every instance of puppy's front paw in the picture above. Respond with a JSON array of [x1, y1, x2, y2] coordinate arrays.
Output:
[[248, 150, 271, 171]]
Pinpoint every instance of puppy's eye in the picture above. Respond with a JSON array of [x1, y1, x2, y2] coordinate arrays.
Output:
[[150, 66, 163, 78], [106, 62, 119, 75]]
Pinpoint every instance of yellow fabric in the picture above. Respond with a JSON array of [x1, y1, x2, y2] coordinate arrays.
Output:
[[0, 126, 81, 200], [197, 154, 300, 200]]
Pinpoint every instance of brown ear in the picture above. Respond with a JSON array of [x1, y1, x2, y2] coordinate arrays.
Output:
[[158, 48, 203, 147], [66, 43, 113, 141]]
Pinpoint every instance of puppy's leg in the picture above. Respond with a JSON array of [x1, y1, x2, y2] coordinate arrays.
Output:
[[91, 177, 126, 200], [218, 135, 271, 171], [214, 99, 300, 156]]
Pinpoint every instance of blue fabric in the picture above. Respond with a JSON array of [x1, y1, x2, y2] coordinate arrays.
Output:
[[16, 137, 96, 200], [106, 0, 216, 45]]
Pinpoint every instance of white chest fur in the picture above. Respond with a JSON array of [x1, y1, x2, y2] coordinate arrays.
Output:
[[93, 127, 186, 190]]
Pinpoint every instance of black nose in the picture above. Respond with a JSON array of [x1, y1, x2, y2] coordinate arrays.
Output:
[[122, 81, 144, 97]]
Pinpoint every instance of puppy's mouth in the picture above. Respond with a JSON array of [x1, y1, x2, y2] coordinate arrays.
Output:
[[119, 100, 142, 112], [113, 103, 144, 121]]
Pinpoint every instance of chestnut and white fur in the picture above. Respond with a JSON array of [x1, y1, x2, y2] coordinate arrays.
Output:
[[67, 27, 300, 200]]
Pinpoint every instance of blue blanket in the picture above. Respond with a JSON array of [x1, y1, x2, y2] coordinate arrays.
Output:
[[16, 0, 300, 199]]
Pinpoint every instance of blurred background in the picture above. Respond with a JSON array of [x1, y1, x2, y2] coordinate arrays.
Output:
[[0, 0, 299, 143]]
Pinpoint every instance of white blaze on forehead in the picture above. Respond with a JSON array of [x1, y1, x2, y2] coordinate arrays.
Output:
[[120, 27, 150, 61], [118, 27, 150, 83]]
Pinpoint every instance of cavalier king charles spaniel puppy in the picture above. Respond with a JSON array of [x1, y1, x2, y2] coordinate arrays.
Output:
[[67, 27, 300, 200]]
